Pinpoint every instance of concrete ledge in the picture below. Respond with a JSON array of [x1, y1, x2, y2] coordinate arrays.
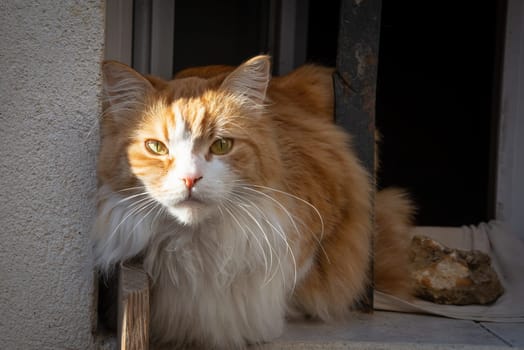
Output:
[[262, 311, 523, 350], [96, 311, 524, 349]]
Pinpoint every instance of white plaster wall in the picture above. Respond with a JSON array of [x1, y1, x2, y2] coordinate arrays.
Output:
[[0, 1, 104, 349], [496, 0, 524, 241]]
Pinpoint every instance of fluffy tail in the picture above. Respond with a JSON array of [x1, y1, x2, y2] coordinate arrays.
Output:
[[374, 188, 415, 299]]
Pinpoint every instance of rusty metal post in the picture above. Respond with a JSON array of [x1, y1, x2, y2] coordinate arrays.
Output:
[[334, 0, 382, 311]]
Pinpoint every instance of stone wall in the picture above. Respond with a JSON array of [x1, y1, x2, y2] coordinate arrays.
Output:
[[0, 1, 104, 348]]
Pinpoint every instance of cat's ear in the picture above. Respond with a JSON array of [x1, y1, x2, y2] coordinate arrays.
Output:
[[102, 61, 154, 116], [220, 55, 271, 108]]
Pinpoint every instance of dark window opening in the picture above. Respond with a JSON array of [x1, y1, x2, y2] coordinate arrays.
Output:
[[307, 0, 503, 226], [172, 0, 271, 73], [374, 0, 503, 226]]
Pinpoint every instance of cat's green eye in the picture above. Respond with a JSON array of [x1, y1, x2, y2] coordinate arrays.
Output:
[[145, 139, 168, 155], [210, 138, 233, 155]]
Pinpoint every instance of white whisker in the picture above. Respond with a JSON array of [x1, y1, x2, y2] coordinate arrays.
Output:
[[221, 202, 270, 278], [116, 191, 150, 205], [234, 201, 276, 281], [250, 184, 325, 240], [229, 192, 294, 285], [129, 200, 161, 234], [117, 186, 148, 193], [108, 196, 157, 240], [241, 184, 330, 264]]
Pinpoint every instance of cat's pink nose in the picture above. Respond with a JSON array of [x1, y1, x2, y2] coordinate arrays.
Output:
[[181, 176, 202, 190]]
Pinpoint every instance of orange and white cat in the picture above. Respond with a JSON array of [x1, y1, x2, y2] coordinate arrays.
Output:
[[92, 55, 413, 349]]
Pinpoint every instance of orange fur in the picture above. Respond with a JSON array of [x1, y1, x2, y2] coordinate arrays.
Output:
[[173, 60, 415, 305], [96, 56, 414, 347], [374, 188, 415, 298], [174, 64, 235, 79]]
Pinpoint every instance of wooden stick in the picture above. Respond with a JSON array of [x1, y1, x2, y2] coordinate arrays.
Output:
[[118, 262, 150, 350]]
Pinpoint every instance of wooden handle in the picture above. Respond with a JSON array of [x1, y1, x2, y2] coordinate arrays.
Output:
[[118, 262, 150, 350]]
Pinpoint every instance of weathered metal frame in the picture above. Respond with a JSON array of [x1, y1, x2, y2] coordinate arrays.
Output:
[[334, 0, 382, 311]]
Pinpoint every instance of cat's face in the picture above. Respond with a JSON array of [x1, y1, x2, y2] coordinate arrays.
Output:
[[127, 99, 240, 225], [100, 56, 281, 226]]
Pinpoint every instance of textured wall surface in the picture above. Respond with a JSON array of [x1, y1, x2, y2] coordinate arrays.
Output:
[[0, 1, 104, 349], [496, 0, 524, 241]]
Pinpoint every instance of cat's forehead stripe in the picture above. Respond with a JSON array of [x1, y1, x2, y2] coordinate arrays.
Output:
[[171, 103, 208, 139], [172, 104, 183, 124], [193, 106, 207, 138], [172, 104, 189, 140]]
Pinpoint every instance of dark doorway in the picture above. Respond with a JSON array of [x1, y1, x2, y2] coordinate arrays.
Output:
[[374, 1, 503, 226], [306, 0, 503, 226]]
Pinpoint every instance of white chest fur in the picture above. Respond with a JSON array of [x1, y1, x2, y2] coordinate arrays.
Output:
[[144, 211, 295, 348], [93, 186, 297, 348]]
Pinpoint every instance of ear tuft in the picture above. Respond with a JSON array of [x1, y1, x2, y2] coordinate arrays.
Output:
[[220, 55, 271, 108], [102, 61, 154, 118]]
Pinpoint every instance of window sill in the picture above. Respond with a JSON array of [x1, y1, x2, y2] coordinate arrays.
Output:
[[95, 311, 523, 349]]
